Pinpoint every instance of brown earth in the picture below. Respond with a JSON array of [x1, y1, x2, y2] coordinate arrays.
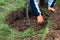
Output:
[[45, 4, 60, 40], [6, 4, 60, 40], [6, 8, 48, 31]]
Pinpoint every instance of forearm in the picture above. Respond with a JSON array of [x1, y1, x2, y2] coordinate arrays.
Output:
[[30, 0, 41, 16], [34, 0, 41, 15], [48, 0, 56, 8]]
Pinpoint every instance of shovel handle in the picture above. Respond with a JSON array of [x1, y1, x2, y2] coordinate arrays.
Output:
[[25, 0, 30, 27]]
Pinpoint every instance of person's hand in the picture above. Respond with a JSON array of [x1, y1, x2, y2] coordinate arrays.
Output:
[[48, 7, 56, 12], [37, 15, 44, 24]]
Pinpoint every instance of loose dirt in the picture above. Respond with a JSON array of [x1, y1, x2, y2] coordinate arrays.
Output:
[[6, 8, 48, 31], [45, 4, 60, 40]]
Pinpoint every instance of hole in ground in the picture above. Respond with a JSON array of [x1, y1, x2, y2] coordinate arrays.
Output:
[[5, 8, 48, 31]]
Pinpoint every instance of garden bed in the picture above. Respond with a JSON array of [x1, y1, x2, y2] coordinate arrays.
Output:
[[5, 4, 60, 40]]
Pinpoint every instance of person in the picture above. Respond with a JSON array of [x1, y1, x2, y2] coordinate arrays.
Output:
[[30, 0, 56, 24]]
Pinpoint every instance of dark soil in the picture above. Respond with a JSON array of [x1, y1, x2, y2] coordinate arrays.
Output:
[[6, 8, 48, 31], [6, 4, 60, 40], [45, 4, 60, 40]]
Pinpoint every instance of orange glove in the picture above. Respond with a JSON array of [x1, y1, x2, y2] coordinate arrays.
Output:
[[37, 15, 44, 24]]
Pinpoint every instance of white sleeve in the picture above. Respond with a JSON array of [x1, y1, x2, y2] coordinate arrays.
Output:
[[34, 0, 41, 14], [48, 0, 54, 8]]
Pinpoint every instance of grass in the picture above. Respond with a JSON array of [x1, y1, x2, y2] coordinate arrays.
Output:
[[56, 0, 60, 4], [0, 19, 52, 40], [0, 0, 25, 23], [0, 23, 18, 40], [0, 0, 60, 40]]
